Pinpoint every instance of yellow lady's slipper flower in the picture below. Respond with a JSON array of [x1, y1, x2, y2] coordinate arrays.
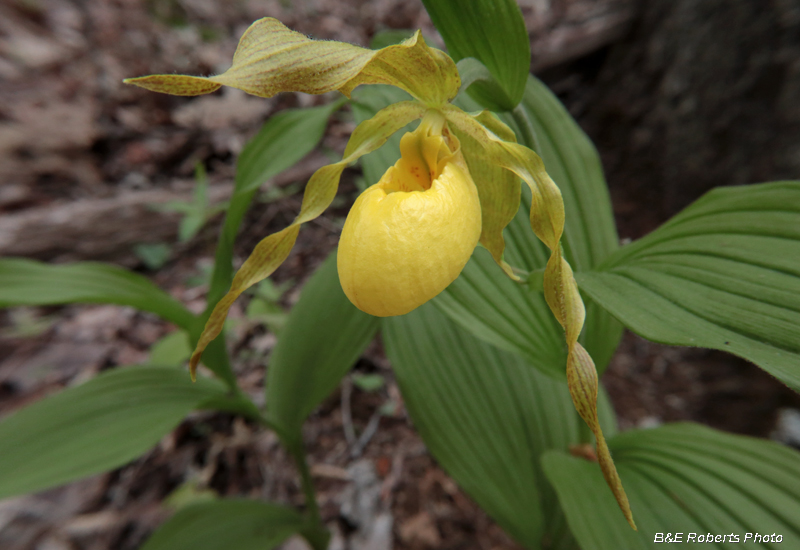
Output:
[[125, 17, 635, 530], [338, 110, 481, 317]]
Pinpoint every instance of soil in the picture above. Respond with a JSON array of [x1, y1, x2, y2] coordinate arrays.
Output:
[[1, 1, 799, 549]]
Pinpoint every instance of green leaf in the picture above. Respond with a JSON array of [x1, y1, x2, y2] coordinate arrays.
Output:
[[0, 258, 195, 330], [133, 242, 172, 270], [149, 330, 192, 365], [422, 0, 530, 110], [455, 57, 496, 98], [369, 29, 416, 50], [543, 423, 800, 549], [141, 499, 304, 550], [433, 247, 568, 379], [0, 366, 226, 499], [266, 251, 379, 441], [352, 373, 385, 392], [384, 302, 597, 548], [577, 181, 800, 392], [437, 76, 622, 376]]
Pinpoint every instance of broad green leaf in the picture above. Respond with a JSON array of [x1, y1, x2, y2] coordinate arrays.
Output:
[[0, 366, 226, 500], [126, 18, 460, 106], [543, 423, 800, 549], [141, 499, 304, 550], [0, 259, 195, 330], [422, 0, 529, 110], [455, 58, 496, 99], [384, 302, 612, 548], [266, 251, 379, 442], [437, 76, 623, 375], [577, 181, 800, 392], [434, 247, 567, 378]]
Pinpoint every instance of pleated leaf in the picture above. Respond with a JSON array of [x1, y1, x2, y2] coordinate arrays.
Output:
[[125, 18, 459, 106], [577, 181, 800, 392], [543, 423, 800, 549], [0, 366, 226, 499], [433, 247, 567, 379], [384, 302, 618, 548], [422, 0, 529, 110], [141, 499, 304, 550], [0, 258, 195, 330], [266, 251, 379, 442]]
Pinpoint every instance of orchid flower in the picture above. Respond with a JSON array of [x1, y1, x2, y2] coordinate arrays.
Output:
[[125, 18, 635, 529]]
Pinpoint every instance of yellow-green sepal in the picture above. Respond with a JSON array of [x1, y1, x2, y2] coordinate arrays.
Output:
[[188, 101, 427, 377], [125, 18, 460, 107], [448, 110, 521, 279]]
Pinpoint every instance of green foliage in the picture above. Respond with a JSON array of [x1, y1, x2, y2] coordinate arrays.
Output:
[[163, 479, 218, 510], [266, 251, 379, 443], [543, 423, 800, 548], [384, 302, 617, 548], [0, 367, 226, 499], [148, 330, 192, 365], [422, 0, 530, 110], [578, 181, 800, 391], [2, 7, 799, 550], [0, 307, 56, 338], [0, 258, 195, 330], [244, 278, 293, 334], [134, 242, 172, 270], [435, 247, 568, 379], [140, 500, 305, 550], [351, 373, 385, 392], [154, 163, 227, 243]]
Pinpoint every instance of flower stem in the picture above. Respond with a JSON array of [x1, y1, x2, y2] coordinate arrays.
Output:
[[251, 413, 328, 548]]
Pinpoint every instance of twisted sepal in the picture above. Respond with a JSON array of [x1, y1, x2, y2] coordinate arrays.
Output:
[[188, 101, 427, 378]]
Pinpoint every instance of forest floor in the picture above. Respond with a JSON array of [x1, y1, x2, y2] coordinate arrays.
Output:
[[1, 1, 799, 549]]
